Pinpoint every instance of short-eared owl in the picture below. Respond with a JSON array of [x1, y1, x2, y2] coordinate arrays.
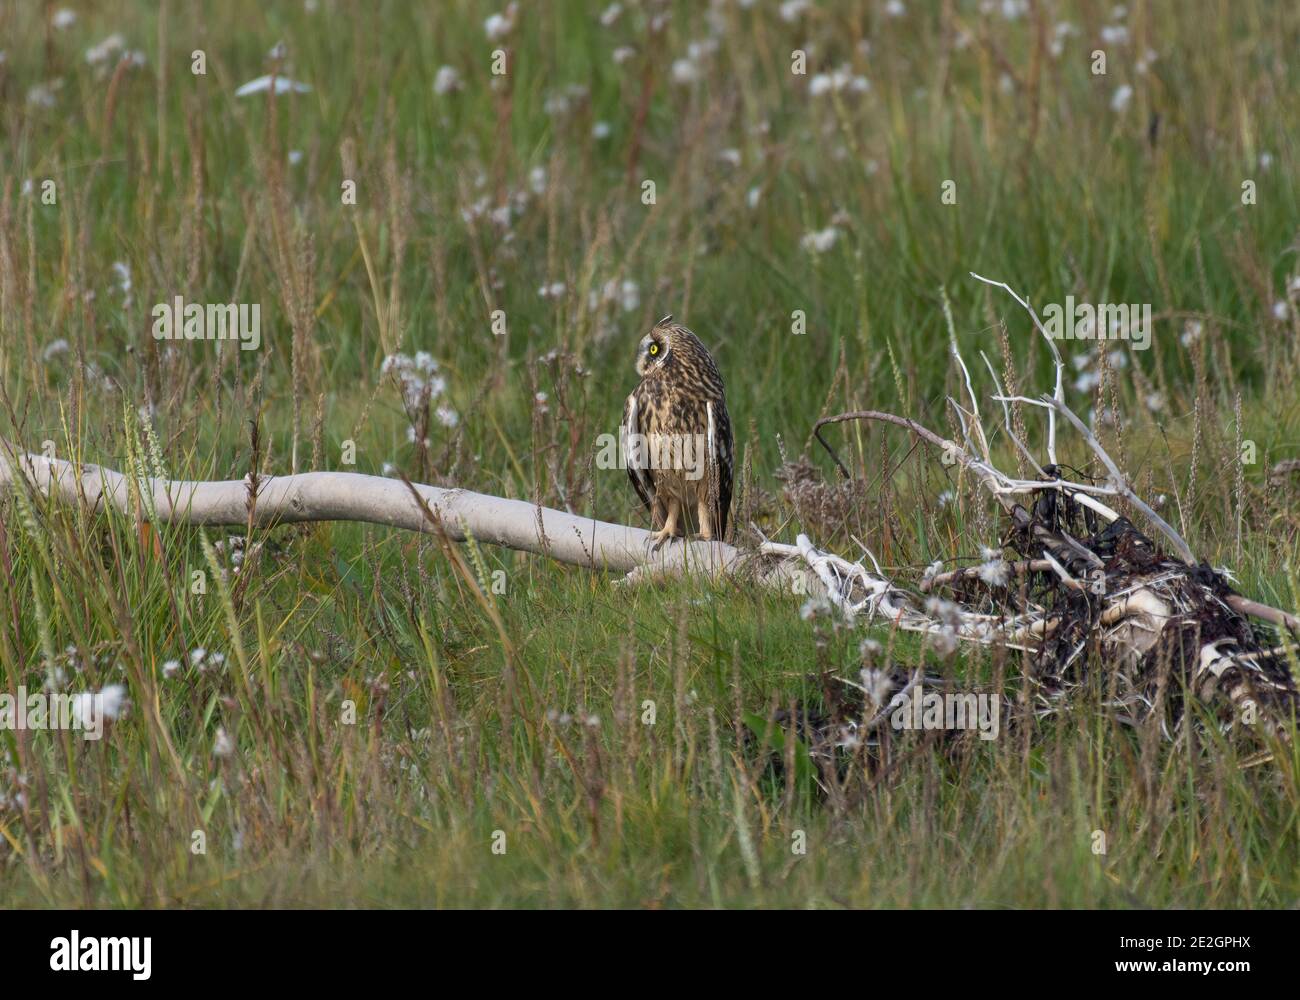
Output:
[[622, 315, 734, 548]]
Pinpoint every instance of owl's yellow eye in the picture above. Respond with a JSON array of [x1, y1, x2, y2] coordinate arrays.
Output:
[[648, 343, 659, 356]]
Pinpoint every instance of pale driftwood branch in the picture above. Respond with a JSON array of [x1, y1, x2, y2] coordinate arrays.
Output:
[[1048, 396, 1198, 565], [969, 270, 1065, 466], [969, 270, 1198, 565], [0, 442, 769, 582], [1224, 594, 1300, 633]]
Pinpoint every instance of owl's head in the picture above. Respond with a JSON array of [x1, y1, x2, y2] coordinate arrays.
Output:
[[635, 315, 675, 377]]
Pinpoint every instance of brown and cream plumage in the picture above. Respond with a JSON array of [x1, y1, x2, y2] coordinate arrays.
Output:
[[622, 315, 733, 548]]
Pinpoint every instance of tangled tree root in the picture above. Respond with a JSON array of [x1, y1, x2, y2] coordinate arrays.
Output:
[[790, 274, 1299, 749]]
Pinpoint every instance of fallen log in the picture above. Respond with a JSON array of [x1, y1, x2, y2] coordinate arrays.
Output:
[[0, 440, 803, 589]]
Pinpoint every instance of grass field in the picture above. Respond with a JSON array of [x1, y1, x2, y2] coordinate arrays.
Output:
[[1, 0, 1299, 908]]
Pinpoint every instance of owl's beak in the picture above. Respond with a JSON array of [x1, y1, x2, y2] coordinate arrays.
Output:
[[634, 339, 651, 377]]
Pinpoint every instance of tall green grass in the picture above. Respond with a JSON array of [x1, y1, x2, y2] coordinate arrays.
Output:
[[0, 0, 1297, 906]]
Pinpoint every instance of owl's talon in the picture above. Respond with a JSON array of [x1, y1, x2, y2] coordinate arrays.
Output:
[[648, 530, 672, 553]]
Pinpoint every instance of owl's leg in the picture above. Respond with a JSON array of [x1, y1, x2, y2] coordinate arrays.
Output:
[[695, 495, 714, 541], [649, 497, 681, 551]]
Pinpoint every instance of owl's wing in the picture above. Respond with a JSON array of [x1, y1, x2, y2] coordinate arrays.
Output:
[[623, 391, 655, 515], [707, 400, 734, 541]]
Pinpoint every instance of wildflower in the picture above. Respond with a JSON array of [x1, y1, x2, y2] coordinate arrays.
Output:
[[860, 666, 893, 708], [977, 547, 1010, 587], [27, 83, 59, 108], [779, 0, 809, 21], [42, 339, 70, 362], [71, 684, 127, 728], [461, 196, 490, 224], [436, 404, 460, 428], [619, 280, 640, 312], [111, 261, 133, 306], [213, 727, 235, 758], [433, 65, 463, 95], [932, 626, 959, 658], [671, 58, 700, 85], [162, 659, 181, 679], [234, 75, 312, 97], [484, 4, 518, 42], [800, 226, 840, 254], [1110, 84, 1133, 113], [924, 597, 961, 627], [1074, 370, 1101, 394], [809, 66, 869, 96], [800, 596, 833, 620], [85, 34, 126, 66], [590, 278, 641, 315]]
